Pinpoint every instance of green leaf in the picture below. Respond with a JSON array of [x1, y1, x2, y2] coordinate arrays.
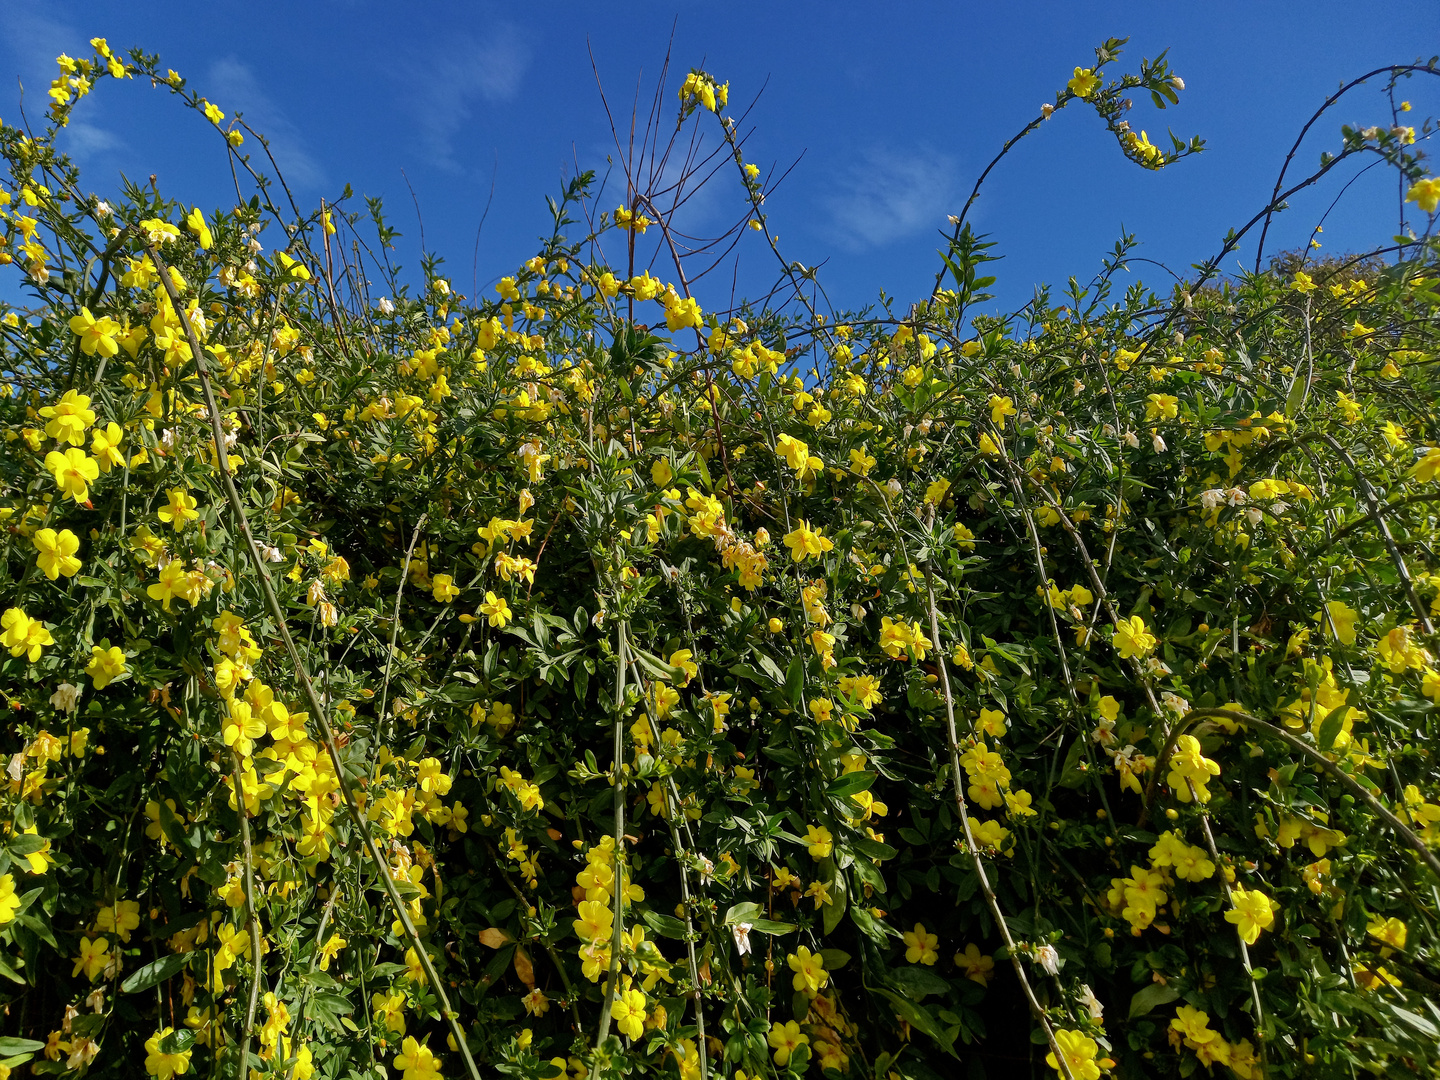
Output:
[[1284, 371, 1308, 418], [761, 745, 801, 767], [890, 964, 953, 999], [308, 992, 356, 1034], [1316, 705, 1349, 752], [849, 904, 892, 944], [725, 902, 764, 925], [826, 772, 876, 799], [0, 1038, 45, 1057], [822, 868, 848, 936], [1128, 982, 1180, 1020], [640, 909, 689, 940], [853, 837, 898, 861], [1388, 1005, 1439, 1040], [121, 952, 190, 994], [158, 1028, 195, 1055], [784, 654, 804, 706], [755, 653, 786, 686], [875, 988, 958, 1057], [631, 647, 682, 683], [749, 919, 797, 935], [6, 834, 46, 857], [1057, 738, 1088, 789]]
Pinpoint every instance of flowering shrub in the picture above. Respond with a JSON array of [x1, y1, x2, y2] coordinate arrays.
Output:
[[2, 35, 1439, 1080]]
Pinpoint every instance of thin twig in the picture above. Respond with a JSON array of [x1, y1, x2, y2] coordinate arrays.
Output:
[[377, 518, 429, 730], [591, 620, 629, 1075], [147, 244, 485, 1080], [231, 752, 264, 1078], [921, 538, 1076, 1080]]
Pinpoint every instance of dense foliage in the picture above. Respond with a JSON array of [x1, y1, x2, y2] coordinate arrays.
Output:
[[3, 36, 1440, 1080]]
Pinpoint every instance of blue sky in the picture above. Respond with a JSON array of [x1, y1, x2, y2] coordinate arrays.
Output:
[[2, 0, 1436, 318]]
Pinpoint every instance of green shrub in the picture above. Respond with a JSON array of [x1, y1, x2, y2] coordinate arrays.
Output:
[[2, 36, 1439, 1080]]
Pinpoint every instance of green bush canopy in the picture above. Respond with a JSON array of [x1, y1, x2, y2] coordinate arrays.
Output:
[[2, 36, 1440, 1080]]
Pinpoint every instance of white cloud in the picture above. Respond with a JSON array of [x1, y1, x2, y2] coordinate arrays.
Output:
[[60, 119, 124, 161], [0, 4, 123, 157], [205, 56, 325, 190], [405, 25, 531, 170], [822, 146, 958, 251]]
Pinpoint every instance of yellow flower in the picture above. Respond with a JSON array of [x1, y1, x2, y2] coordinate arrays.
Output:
[[86, 642, 128, 689], [903, 923, 939, 965], [767, 1019, 809, 1067], [479, 591, 512, 627], [788, 946, 829, 995], [95, 899, 141, 941], [775, 433, 811, 475], [955, 943, 994, 985], [989, 395, 1017, 427], [276, 250, 311, 281], [393, 1036, 441, 1079], [45, 447, 100, 502], [978, 432, 1001, 456], [782, 520, 834, 562], [431, 574, 460, 603], [1366, 915, 1407, 951], [1145, 393, 1179, 421], [90, 422, 125, 471], [1046, 1028, 1101, 1080], [1170, 1004, 1218, 1046], [317, 932, 347, 970], [1067, 67, 1100, 99], [1355, 963, 1403, 991], [1112, 614, 1156, 659], [970, 818, 1010, 849], [67, 310, 122, 359], [804, 823, 833, 859], [222, 700, 266, 758], [0, 873, 22, 924], [2, 608, 54, 662], [157, 488, 199, 529], [147, 559, 193, 611], [33, 527, 82, 579], [1314, 600, 1359, 645], [143, 1027, 192, 1080], [39, 388, 98, 442], [573, 899, 613, 942], [1410, 447, 1440, 483], [669, 648, 699, 685], [1167, 734, 1220, 803], [184, 206, 212, 249], [1405, 176, 1440, 215], [978, 707, 1007, 738], [73, 936, 111, 981], [1224, 885, 1278, 944], [609, 986, 647, 1040]]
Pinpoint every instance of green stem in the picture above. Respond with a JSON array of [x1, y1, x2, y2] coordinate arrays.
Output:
[[921, 533, 1076, 1080], [230, 752, 264, 1078], [591, 619, 629, 1074], [146, 244, 485, 1080]]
